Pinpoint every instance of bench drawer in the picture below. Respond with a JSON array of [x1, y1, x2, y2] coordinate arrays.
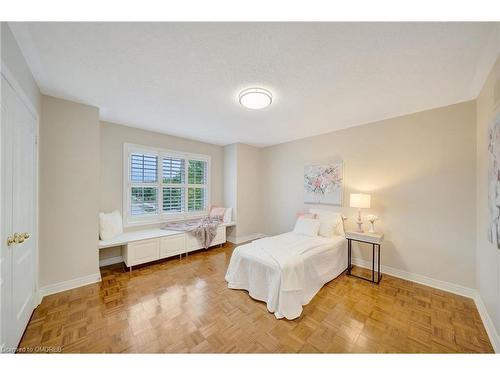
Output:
[[160, 234, 186, 258], [186, 226, 226, 251], [125, 239, 159, 267], [212, 227, 226, 245]]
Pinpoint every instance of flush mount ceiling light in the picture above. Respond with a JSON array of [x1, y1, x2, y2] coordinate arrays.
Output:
[[238, 88, 272, 110]]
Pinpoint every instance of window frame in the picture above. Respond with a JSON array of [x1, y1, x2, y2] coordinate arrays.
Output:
[[123, 143, 211, 227]]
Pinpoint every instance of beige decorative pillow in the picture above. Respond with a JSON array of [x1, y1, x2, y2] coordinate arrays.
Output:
[[293, 217, 321, 237]]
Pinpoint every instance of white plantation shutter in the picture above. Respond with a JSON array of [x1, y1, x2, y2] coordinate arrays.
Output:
[[188, 160, 207, 184], [131, 187, 158, 215], [187, 187, 206, 211], [125, 144, 210, 225], [162, 157, 185, 213], [130, 153, 157, 182], [162, 157, 184, 183], [163, 187, 184, 212], [129, 152, 158, 216], [187, 160, 207, 212]]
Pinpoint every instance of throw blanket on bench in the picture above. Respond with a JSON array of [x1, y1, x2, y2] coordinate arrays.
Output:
[[163, 217, 221, 249]]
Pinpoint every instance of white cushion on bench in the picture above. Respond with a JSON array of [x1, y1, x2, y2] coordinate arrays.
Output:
[[98, 221, 237, 249], [98, 228, 181, 249], [99, 210, 123, 240]]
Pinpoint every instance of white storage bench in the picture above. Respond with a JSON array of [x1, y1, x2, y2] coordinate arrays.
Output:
[[98, 222, 235, 270]]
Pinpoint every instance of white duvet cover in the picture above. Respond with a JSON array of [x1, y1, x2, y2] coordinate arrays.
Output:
[[225, 232, 347, 319]]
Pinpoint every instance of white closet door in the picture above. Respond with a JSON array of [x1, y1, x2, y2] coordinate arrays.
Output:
[[1, 75, 37, 351]]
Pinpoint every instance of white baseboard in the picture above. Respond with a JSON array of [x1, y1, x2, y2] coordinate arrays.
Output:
[[351, 257, 476, 298], [472, 291, 500, 353], [352, 257, 499, 353], [227, 233, 266, 245], [37, 273, 102, 302], [99, 256, 124, 267]]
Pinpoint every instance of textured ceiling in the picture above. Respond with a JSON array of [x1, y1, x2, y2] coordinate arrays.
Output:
[[9, 22, 497, 146]]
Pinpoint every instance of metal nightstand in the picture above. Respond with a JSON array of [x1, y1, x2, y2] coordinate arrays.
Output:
[[345, 231, 384, 284]]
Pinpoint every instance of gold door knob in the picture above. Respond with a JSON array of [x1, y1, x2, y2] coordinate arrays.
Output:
[[14, 232, 25, 244], [7, 234, 16, 246], [6, 232, 30, 246]]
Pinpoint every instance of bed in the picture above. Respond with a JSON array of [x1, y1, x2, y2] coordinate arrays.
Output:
[[225, 230, 347, 320]]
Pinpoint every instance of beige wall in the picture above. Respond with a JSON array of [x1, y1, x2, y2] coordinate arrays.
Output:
[[1, 23, 41, 114], [99, 121, 224, 260], [223, 144, 238, 241], [261, 101, 477, 287], [235, 143, 262, 239], [223, 143, 262, 242], [39, 95, 100, 286], [476, 56, 500, 337]]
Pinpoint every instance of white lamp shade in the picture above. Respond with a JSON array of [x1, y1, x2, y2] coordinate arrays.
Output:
[[350, 193, 371, 209]]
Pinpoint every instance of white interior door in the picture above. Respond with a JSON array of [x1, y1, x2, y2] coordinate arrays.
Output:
[[1, 75, 37, 351]]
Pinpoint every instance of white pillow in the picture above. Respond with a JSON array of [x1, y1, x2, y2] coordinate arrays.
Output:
[[309, 208, 343, 237], [99, 210, 123, 240], [223, 207, 233, 223], [317, 218, 338, 238], [293, 217, 321, 237]]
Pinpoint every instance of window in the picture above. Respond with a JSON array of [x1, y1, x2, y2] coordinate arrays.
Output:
[[131, 153, 157, 183], [124, 143, 210, 226], [162, 157, 185, 213], [131, 187, 158, 215]]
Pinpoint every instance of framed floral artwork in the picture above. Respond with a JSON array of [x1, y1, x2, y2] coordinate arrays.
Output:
[[488, 112, 500, 249], [304, 161, 343, 205]]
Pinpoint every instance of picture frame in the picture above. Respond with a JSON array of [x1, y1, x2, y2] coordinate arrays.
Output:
[[304, 161, 344, 206], [487, 112, 500, 249]]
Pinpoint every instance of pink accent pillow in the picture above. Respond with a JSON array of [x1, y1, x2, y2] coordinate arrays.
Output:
[[209, 206, 226, 219], [296, 212, 317, 219]]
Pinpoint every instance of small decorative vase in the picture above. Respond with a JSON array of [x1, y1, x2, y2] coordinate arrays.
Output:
[[368, 221, 376, 233], [365, 215, 378, 234]]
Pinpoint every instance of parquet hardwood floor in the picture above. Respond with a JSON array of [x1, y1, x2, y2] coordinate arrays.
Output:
[[18, 242, 494, 353]]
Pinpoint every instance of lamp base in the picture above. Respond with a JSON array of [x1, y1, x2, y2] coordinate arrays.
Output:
[[356, 221, 364, 233], [355, 209, 364, 232]]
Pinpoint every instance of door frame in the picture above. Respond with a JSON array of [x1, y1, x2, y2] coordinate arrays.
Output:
[[0, 60, 40, 350]]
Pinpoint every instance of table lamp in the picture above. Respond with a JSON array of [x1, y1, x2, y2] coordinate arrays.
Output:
[[350, 193, 371, 232]]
